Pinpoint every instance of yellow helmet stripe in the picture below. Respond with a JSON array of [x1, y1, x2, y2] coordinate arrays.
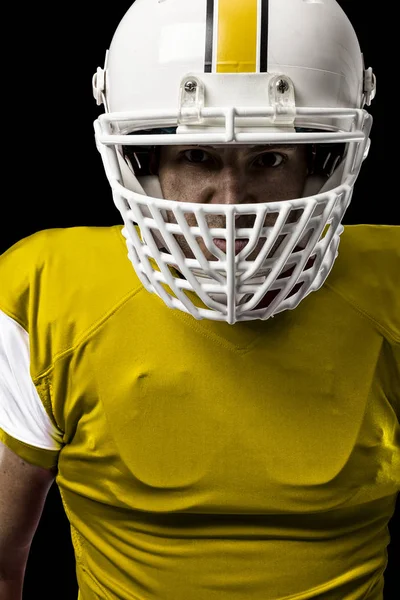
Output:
[[217, 0, 258, 73], [205, 0, 269, 74]]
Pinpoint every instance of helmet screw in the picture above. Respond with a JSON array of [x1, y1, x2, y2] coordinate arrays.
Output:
[[184, 80, 197, 93], [276, 79, 289, 94]]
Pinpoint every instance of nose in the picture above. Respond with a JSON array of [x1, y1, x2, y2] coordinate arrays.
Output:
[[211, 168, 255, 206]]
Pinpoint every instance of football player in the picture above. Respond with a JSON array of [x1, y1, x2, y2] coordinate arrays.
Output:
[[1, 1, 398, 600]]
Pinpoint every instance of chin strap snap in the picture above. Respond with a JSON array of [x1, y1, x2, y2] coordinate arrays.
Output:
[[92, 50, 109, 110], [363, 67, 376, 107]]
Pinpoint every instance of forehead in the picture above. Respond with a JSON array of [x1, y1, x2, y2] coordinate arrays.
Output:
[[166, 143, 301, 153]]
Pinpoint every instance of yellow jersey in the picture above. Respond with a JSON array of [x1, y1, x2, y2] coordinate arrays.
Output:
[[0, 224, 399, 599]]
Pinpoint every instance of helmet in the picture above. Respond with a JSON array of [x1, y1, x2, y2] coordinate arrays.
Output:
[[92, 0, 376, 324]]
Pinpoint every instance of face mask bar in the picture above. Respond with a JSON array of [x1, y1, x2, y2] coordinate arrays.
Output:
[[96, 108, 366, 148], [94, 101, 372, 324]]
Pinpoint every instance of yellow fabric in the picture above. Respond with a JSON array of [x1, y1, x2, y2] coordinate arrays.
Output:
[[0, 224, 399, 600], [216, 0, 258, 73], [0, 427, 59, 470]]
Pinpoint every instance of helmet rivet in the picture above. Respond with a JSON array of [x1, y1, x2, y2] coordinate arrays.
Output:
[[276, 79, 289, 94], [184, 80, 197, 93]]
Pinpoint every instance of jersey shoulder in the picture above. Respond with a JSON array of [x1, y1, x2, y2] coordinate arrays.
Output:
[[326, 224, 400, 343], [0, 225, 142, 370]]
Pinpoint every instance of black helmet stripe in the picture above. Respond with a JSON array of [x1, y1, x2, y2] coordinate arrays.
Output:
[[260, 0, 269, 73]]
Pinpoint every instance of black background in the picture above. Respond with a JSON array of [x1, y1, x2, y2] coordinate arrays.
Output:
[[1, 1, 397, 598]]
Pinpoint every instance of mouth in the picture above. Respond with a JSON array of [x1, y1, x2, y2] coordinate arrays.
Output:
[[213, 238, 249, 256]]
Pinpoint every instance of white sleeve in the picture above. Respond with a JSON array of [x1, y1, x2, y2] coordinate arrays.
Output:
[[0, 309, 64, 450]]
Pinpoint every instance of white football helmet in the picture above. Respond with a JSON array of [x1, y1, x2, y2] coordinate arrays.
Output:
[[92, 0, 376, 324]]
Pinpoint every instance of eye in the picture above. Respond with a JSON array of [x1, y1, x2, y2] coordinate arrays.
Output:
[[252, 152, 285, 168], [182, 149, 213, 164]]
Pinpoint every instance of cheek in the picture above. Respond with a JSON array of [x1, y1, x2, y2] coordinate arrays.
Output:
[[263, 160, 308, 200], [159, 169, 196, 202], [158, 146, 216, 202], [158, 167, 176, 198]]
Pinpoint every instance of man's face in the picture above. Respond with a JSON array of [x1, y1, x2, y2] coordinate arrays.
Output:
[[157, 144, 309, 261]]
